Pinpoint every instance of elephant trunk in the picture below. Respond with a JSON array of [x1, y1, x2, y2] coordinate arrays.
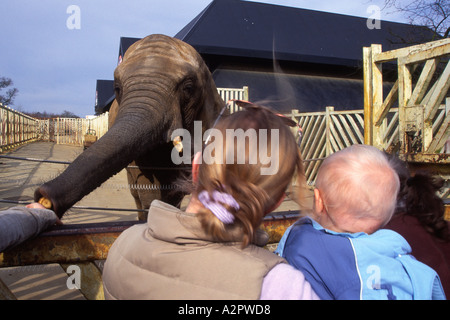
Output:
[[34, 106, 168, 218]]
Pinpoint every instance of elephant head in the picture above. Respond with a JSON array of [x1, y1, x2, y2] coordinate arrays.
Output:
[[35, 34, 224, 219]]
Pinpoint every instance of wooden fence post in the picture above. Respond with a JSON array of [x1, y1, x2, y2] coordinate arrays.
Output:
[[290, 109, 300, 138], [372, 45, 383, 149], [6, 109, 10, 147], [56, 118, 59, 145], [325, 106, 334, 156], [398, 57, 413, 154], [243, 86, 249, 102], [363, 46, 373, 146]]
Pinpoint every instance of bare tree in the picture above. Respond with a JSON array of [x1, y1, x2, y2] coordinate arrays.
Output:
[[383, 0, 449, 39], [0, 77, 19, 106]]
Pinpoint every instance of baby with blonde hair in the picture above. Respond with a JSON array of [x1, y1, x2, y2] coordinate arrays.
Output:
[[276, 145, 445, 300], [312, 144, 399, 234]]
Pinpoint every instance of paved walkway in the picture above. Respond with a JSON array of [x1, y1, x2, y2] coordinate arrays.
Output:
[[0, 141, 311, 300], [0, 142, 138, 223], [0, 141, 310, 224]]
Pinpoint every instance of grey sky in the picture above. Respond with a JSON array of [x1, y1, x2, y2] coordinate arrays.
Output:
[[0, 0, 407, 117]]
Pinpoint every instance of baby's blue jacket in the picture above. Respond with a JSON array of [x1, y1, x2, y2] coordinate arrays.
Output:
[[276, 217, 446, 300]]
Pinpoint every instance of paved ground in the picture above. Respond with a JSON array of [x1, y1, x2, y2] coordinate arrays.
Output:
[[0, 141, 309, 224], [0, 141, 310, 300], [0, 142, 139, 223]]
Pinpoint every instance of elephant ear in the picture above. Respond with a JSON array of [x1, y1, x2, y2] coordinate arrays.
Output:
[[197, 70, 227, 133]]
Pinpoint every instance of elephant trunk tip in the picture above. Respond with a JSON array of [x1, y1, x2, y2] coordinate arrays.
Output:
[[34, 185, 64, 218]]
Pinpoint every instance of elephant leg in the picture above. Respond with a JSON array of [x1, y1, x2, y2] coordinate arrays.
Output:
[[136, 185, 161, 221], [127, 164, 165, 221], [126, 164, 148, 221]]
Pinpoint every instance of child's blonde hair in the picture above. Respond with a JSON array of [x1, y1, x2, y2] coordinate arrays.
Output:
[[193, 107, 306, 247], [315, 144, 400, 229]]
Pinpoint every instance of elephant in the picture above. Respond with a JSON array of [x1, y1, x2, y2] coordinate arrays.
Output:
[[34, 34, 225, 221]]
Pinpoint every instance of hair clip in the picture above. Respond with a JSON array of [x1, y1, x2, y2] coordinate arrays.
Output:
[[198, 190, 239, 224]]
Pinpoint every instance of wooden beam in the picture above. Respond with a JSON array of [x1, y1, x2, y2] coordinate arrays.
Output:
[[374, 38, 450, 63], [371, 45, 384, 149], [375, 81, 398, 126], [409, 59, 438, 106], [425, 60, 450, 121], [402, 42, 450, 65], [427, 111, 449, 153], [363, 46, 374, 145], [398, 61, 413, 153]]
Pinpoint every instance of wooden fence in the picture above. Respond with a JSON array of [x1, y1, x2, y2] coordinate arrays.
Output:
[[39, 113, 109, 145], [44, 87, 249, 145], [218, 86, 249, 113], [1, 87, 249, 149], [0, 103, 39, 152], [289, 107, 366, 184]]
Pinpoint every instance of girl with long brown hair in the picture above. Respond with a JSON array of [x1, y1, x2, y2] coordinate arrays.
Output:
[[103, 106, 318, 300]]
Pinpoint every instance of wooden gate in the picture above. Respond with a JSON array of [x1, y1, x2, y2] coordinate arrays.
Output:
[[40, 113, 110, 146], [363, 38, 450, 162]]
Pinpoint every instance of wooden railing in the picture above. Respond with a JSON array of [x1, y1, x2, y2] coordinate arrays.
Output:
[[218, 86, 249, 113], [46, 87, 249, 145], [288, 107, 366, 184], [0, 104, 39, 152], [17, 87, 250, 148]]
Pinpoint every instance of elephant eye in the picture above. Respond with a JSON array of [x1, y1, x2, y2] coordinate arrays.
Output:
[[114, 86, 122, 102], [182, 79, 194, 95]]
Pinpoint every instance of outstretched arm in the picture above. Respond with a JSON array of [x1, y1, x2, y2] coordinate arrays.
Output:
[[0, 204, 60, 252]]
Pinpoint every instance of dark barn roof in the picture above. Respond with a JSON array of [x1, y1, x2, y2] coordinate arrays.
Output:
[[117, 37, 140, 65], [176, 0, 435, 68], [174, 0, 436, 112], [96, 38, 140, 114], [95, 80, 114, 115]]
